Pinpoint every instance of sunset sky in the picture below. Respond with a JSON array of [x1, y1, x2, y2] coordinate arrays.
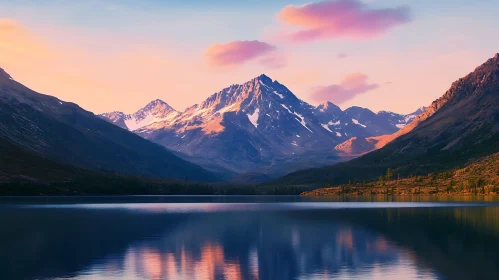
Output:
[[1, 0, 498, 114]]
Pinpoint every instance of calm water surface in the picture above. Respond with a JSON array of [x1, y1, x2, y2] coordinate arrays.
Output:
[[1, 196, 499, 280]]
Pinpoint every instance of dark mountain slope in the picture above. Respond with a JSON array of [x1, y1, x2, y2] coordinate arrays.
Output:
[[0, 136, 86, 182], [0, 68, 219, 182], [274, 54, 499, 186]]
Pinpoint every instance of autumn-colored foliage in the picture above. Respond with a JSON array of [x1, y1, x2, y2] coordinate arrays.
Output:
[[302, 153, 499, 196]]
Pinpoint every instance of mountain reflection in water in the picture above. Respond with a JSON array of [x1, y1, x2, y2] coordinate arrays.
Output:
[[1, 198, 499, 280]]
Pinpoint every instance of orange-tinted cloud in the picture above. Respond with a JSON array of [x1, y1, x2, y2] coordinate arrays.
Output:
[[205, 40, 276, 67], [278, 0, 411, 42], [311, 72, 379, 104]]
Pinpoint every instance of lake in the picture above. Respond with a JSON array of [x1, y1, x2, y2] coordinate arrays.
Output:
[[1, 196, 499, 280]]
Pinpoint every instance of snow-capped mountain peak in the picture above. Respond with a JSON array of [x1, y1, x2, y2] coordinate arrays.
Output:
[[141, 99, 175, 112], [99, 99, 178, 131], [316, 101, 342, 114], [139, 74, 318, 136], [134, 99, 176, 120]]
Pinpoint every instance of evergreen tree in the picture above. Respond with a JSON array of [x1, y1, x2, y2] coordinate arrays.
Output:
[[386, 168, 392, 181]]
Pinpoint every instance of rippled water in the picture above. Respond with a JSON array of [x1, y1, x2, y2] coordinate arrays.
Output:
[[1, 196, 499, 280]]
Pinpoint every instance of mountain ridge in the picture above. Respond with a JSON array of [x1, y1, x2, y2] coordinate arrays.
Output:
[[100, 74, 424, 175]]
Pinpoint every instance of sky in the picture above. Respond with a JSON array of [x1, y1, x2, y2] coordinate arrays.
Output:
[[0, 0, 498, 114]]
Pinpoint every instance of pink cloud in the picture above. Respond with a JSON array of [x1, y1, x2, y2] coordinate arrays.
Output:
[[205, 40, 276, 67], [311, 73, 379, 104], [278, 0, 411, 42]]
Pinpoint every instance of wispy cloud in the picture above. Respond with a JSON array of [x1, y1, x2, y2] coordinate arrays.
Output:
[[278, 0, 411, 42], [311, 72, 379, 104], [205, 40, 277, 68]]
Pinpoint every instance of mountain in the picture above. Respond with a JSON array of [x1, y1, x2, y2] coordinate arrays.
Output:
[[137, 74, 341, 174], [274, 53, 499, 186], [334, 106, 428, 155], [101, 75, 421, 175], [0, 67, 219, 182], [98, 99, 179, 130]]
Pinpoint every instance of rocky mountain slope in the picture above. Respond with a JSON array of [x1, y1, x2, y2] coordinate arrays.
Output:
[[0, 68, 219, 182], [101, 75, 422, 175], [274, 53, 499, 186]]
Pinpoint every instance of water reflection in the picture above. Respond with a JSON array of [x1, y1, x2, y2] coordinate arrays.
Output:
[[62, 213, 420, 280], [0, 200, 499, 279]]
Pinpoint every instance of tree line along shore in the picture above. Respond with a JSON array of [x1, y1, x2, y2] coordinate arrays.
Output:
[[302, 153, 499, 196]]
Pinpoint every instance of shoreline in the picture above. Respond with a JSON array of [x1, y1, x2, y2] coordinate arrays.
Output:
[[301, 185, 499, 196]]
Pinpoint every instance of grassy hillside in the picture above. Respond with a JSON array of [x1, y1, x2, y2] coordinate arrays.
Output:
[[302, 153, 499, 196]]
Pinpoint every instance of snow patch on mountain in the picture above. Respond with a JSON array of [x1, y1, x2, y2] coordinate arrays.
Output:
[[404, 114, 418, 123], [294, 111, 313, 133], [248, 108, 260, 128], [216, 103, 239, 115], [351, 118, 367, 128], [273, 91, 284, 99], [259, 80, 272, 90], [321, 123, 333, 133], [281, 104, 292, 114], [124, 114, 170, 131], [403, 106, 427, 123]]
